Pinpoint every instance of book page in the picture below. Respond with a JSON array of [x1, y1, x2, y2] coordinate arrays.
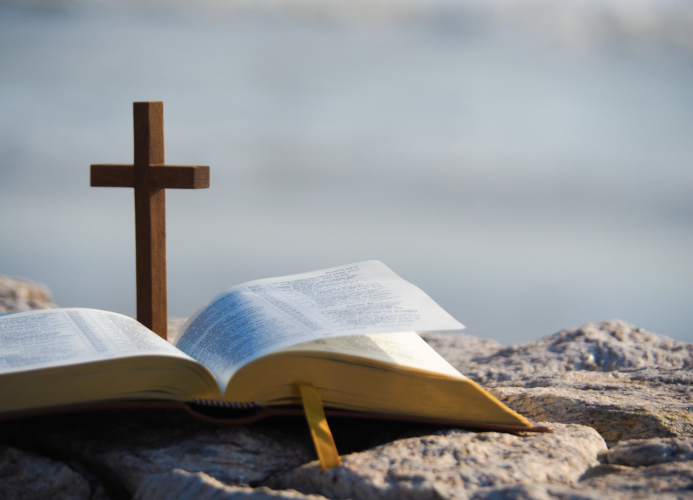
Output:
[[176, 261, 464, 391], [280, 332, 465, 379], [0, 308, 194, 375]]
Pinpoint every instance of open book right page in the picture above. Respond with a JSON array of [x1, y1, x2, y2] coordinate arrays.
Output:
[[278, 331, 465, 379], [176, 261, 464, 393], [226, 330, 531, 426]]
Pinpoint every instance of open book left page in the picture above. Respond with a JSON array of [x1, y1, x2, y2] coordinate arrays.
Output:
[[0, 309, 220, 413]]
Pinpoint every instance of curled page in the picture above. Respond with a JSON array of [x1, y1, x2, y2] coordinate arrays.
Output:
[[176, 261, 464, 391]]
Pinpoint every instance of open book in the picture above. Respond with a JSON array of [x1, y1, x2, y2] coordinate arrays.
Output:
[[0, 261, 532, 430]]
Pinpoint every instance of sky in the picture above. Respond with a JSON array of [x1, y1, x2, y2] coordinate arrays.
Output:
[[1, 0, 692, 344]]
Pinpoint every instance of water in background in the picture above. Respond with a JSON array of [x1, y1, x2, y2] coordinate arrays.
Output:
[[1, 1, 692, 344]]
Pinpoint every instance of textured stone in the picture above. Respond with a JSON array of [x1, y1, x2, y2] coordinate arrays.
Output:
[[602, 436, 693, 467], [135, 469, 329, 500], [468, 482, 688, 500], [2, 411, 316, 498], [63, 459, 115, 500], [489, 379, 693, 446], [580, 461, 693, 497], [470, 483, 596, 500], [423, 320, 693, 445], [0, 274, 58, 313], [420, 331, 502, 368], [272, 423, 606, 500], [457, 454, 693, 499], [422, 320, 693, 385], [4, 274, 693, 499], [0, 445, 90, 500]]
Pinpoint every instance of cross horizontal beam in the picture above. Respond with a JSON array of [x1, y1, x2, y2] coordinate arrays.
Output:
[[91, 164, 210, 189]]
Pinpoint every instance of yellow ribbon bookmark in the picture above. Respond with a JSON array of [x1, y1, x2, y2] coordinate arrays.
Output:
[[298, 384, 342, 471]]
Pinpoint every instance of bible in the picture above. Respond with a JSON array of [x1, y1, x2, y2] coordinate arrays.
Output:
[[0, 261, 534, 431]]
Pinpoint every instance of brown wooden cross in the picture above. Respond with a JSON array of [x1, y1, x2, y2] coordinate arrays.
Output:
[[90, 102, 210, 340]]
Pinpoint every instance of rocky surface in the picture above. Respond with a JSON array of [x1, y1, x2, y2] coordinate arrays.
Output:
[[134, 469, 329, 500], [579, 461, 693, 498], [422, 320, 693, 383], [602, 436, 693, 467], [0, 274, 58, 313], [491, 378, 693, 446], [271, 423, 606, 499], [1, 277, 692, 499], [422, 320, 693, 445], [0, 445, 90, 500], [0, 411, 316, 499]]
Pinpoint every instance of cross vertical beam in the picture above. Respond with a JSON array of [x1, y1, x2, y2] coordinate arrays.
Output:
[[133, 102, 167, 337], [90, 102, 210, 340]]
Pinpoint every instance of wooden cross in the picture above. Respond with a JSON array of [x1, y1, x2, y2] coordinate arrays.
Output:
[[90, 102, 210, 340]]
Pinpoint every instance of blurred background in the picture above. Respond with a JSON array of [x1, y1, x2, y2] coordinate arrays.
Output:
[[1, 0, 691, 344]]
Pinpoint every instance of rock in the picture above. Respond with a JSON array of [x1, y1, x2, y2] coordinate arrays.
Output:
[[420, 332, 502, 368], [272, 423, 606, 500], [2, 410, 316, 498], [423, 320, 692, 385], [0, 445, 90, 500], [424, 320, 693, 445], [63, 459, 115, 500], [467, 482, 683, 500], [0, 274, 58, 313], [488, 378, 693, 446], [581, 464, 634, 479], [135, 469, 329, 500], [579, 460, 693, 497], [601, 436, 693, 467], [470, 483, 592, 500], [460, 449, 693, 499], [3, 273, 693, 499]]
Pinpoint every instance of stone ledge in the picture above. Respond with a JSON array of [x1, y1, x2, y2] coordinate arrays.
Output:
[[1, 275, 691, 499]]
